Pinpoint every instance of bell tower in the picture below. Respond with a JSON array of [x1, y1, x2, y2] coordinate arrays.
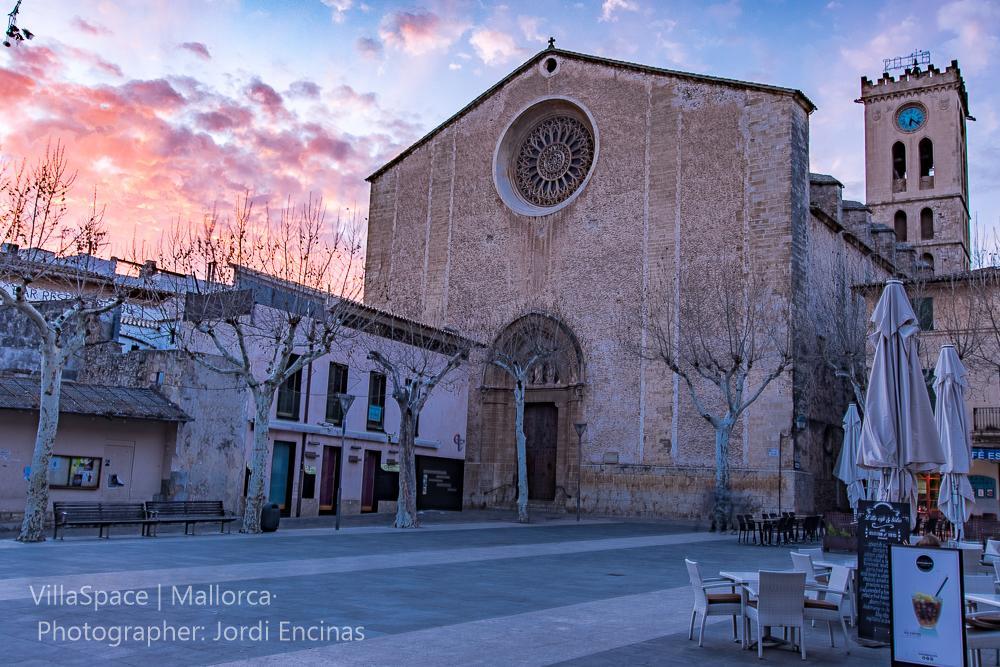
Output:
[[858, 52, 973, 274]]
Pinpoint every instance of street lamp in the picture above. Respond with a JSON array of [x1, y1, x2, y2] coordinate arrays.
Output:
[[574, 422, 587, 522], [335, 393, 356, 531]]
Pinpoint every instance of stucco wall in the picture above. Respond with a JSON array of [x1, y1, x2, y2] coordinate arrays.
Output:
[[80, 349, 248, 514], [0, 412, 173, 515]]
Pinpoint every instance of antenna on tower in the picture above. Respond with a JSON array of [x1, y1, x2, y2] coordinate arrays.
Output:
[[883, 49, 930, 74]]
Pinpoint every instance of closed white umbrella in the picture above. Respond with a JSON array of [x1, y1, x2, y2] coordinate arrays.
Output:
[[859, 280, 945, 525], [835, 403, 868, 510], [934, 345, 975, 540]]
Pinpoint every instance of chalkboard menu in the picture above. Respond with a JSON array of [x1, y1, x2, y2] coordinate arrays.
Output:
[[858, 500, 911, 643]]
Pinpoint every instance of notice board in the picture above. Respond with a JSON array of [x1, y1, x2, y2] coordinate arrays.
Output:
[[858, 500, 911, 643]]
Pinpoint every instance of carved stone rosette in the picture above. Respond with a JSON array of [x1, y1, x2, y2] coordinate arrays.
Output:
[[513, 116, 595, 208]]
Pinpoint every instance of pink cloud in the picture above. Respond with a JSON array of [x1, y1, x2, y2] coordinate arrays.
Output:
[[288, 79, 321, 98], [121, 79, 186, 109], [0, 43, 420, 254], [71, 17, 111, 36], [179, 42, 212, 60], [378, 10, 467, 55], [355, 36, 383, 60], [246, 77, 284, 115]]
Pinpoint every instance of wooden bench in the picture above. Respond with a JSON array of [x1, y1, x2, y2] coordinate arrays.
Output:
[[52, 502, 157, 539], [144, 500, 237, 535]]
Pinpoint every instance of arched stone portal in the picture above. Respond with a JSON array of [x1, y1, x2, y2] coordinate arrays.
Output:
[[465, 314, 586, 512]]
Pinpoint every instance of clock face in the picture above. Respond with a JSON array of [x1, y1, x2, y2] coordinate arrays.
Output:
[[897, 105, 926, 132]]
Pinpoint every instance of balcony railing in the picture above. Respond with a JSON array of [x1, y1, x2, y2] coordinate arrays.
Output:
[[974, 407, 1000, 432]]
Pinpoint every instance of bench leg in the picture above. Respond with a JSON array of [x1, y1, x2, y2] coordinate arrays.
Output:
[[220, 521, 224, 534]]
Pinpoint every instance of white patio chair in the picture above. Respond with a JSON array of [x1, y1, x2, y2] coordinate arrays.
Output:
[[803, 565, 852, 649], [791, 552, 828, 603], [744, 571, 807, 660], [966, 611, 1000, 667], [793, 548, 831, 579], [992, 561, 1000, 593], [984, 539, 1000, 566], [685, 559, 741, 647], [956, 543, 989, 575]]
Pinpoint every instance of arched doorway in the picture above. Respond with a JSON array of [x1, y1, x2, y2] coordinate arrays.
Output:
[[470, 313, 587, 511]]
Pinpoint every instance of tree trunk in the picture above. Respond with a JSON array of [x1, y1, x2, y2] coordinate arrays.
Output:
[[514, 378, 529, 523], [395, 405, 419, 528], [712, 421, 734, 532], [18, 347, 65, 542], [241, 389, 273, 534]]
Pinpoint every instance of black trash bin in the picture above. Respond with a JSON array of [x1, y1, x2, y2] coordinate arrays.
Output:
[[261, 504, 280, 532]]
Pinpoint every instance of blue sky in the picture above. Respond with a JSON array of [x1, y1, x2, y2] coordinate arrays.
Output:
[[1, 0, 997, 245]]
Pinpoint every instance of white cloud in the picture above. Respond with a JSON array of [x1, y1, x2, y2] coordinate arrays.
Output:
[[839, 16, 923, 74], [600, 0, 638, 23], [378, 9, 469, 56], [449, 62, 462, 70], [937, 0, 1000, 74], [518, 15, 546, 44], [321, 0, 352, 24], [469, 28, 526, 66], [657, 36, 688, 67]]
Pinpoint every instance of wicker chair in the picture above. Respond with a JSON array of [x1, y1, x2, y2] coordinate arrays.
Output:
[[685, 559, 741, 647], [984, 539, 1000, 565], [744, 571, 807, 660], [803, 565, 853, 649], [793, 549, 831, 581]]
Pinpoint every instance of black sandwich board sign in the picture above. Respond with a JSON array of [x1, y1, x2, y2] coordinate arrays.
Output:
[[858, 500, 910, 643]]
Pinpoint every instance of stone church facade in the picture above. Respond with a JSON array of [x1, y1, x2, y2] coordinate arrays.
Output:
[[363, 48, 971, 519]]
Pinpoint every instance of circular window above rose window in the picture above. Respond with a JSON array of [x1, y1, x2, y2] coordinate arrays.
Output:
[[493, 97, 599, 217]]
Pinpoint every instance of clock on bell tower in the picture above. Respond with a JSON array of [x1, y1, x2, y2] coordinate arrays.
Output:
[[857, 56, 973, 274]]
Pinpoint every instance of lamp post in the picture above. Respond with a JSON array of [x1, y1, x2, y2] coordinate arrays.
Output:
[[574, 422, 587, 522], [335, 393, 356, 531]]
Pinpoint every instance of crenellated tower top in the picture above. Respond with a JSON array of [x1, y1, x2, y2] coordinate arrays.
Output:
[[856, 56, 973, 275], [859, 59, 971, 120]]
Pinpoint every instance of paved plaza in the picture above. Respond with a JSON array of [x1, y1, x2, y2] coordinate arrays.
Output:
[[0, 515, 890, 666]]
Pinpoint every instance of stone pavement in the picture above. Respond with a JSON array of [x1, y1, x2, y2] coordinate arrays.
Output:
[[0, 513, 891, 665]]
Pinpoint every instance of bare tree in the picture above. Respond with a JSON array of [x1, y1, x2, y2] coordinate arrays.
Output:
[[631, 253, 792, 530], [160, 193, 363, 533], [815, 251, 873, 413], [364, 313, 474, 528], [0, 143, 125, 542], [483, 310, 570, 523]]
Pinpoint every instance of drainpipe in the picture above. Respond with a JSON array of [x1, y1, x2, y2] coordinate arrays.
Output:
[[295, 360, 313, 518]]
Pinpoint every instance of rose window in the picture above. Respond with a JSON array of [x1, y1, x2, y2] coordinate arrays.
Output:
[[513, 116, 595, 208]]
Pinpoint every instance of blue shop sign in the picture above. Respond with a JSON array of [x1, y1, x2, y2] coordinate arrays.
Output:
[[973, 447, 1000, 461]]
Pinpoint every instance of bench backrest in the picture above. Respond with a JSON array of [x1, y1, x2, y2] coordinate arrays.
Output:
[[53, 502, 147, 523], [145, 500, 227, 517]]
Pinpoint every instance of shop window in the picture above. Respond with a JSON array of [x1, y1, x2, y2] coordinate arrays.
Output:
[[367, 371, 386, 431], [325, 362, 349, 426], [276, 354, 302, 420]]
